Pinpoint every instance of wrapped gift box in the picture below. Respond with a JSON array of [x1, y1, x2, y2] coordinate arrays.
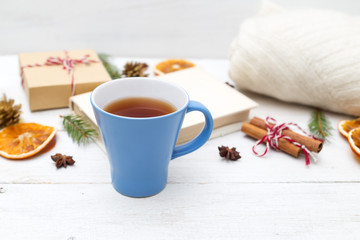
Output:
[[19, 49, 111, 111]]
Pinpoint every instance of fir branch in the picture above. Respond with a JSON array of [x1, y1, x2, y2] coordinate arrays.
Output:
[[98, 53, 122, 79], [60, 114, 97, 145], [308, 109, 333, 141]]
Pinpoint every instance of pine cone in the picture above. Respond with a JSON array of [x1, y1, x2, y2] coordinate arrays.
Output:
[[122, 62, 149, 77], [0, 94, 22, 128]]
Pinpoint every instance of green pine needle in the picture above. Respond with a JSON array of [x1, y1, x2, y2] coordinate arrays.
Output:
[[308, 109, 333, 141], [61, 114, 97, 145], [98, 53, 122, 79]]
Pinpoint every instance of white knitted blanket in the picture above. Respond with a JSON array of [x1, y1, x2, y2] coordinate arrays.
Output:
[[229, 2, 360, 116]]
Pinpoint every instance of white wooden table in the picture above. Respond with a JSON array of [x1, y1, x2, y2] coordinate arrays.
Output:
[[0, 56, 359, 240]]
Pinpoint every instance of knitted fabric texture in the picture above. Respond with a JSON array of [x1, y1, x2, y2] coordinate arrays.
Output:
[[229, 2, 360, 116]]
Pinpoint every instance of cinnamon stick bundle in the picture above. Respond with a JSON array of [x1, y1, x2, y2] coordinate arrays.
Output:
[[241, 122, 302, 158], [249, 117, 323, 153]]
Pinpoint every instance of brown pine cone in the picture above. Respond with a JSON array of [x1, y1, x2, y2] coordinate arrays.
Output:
[[122, 62, 149, 77], [0, 94, 22, 128]]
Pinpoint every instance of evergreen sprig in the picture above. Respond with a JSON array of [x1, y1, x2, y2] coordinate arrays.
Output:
[[308, 109, 333, 141], [61, 114, 97, 145], [98, 53, 122, 79]]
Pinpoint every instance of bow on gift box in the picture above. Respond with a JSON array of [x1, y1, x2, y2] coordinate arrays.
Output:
[[20, 50, 98, 96]]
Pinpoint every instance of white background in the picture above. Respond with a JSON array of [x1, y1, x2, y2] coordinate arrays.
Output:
[[1, 1, 360, 238], [1, 0, 360, 58]]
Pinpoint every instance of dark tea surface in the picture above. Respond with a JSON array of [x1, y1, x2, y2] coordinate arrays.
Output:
[[104, 97, 176, 118]]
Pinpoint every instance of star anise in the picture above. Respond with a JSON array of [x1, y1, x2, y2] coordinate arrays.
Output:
[[51, 153, 75, 168], [218, 145, 241, 161]]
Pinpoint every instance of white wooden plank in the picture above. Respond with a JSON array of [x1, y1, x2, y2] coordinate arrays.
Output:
[[0, 131, 111, 184], [0, 183, 359, 239]]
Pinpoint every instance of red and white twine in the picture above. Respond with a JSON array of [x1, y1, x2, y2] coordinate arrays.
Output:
[[252, 117, 318, 165], [20, 51, 98, 96]]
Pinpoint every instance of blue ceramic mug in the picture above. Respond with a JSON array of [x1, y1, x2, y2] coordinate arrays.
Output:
[[91, 78, 213, 197]]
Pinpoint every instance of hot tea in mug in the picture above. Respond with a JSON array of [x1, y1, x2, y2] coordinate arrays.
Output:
[[104, 97, 176, 118], [91, 78, 213, 197]]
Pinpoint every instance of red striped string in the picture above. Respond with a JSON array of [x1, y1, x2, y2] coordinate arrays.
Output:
[[20, 51, 98, 96], [252, 116, 318, 165]]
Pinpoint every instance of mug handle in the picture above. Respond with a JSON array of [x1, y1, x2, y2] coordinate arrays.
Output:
[[171, 100, 213, 159]]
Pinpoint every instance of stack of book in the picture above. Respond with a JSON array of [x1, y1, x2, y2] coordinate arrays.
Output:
[[70, 67, 258, 152]]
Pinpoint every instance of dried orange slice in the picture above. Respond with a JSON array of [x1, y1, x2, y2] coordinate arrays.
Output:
[[154, 59, 195, 75], [338, 118, 360, 138], [0, 123, 56, 159], [348, 128, 360, 156]]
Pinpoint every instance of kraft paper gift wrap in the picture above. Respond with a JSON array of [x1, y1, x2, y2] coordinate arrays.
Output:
[[19, 49, 111, 111]]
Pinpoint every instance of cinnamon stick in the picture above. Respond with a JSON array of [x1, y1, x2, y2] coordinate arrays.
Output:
[[241, 122, 302, 158], [250, 117, 323, 153]]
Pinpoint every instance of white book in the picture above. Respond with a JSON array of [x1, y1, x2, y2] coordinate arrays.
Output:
[[70, 67, 258, 152]]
